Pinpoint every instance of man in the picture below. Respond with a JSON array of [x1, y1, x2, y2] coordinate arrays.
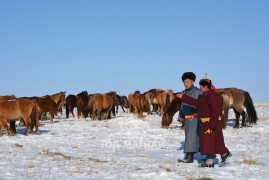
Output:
[[177, 74, 231, 167], [177, 72, 203, 163]]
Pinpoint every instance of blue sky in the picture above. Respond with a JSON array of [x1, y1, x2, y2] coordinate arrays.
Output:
[[0, 0, 268, 102]]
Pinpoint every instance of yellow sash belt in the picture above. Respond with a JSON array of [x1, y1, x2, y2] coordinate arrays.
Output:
[[200, 116, 221, 123]]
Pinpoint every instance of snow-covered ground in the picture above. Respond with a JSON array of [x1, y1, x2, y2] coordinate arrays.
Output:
[[1, 103, 269, 179]]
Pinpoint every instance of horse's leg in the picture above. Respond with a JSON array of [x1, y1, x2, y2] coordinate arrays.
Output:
[[97, 108, 102, 120], [9, 121, 16, 134], [233, 108, 240, 128], [77, 104, 81, 119], [236, 107, 246, 127], [146, 103, 151, 115], [221, 114, 226, 129], [41, 113, 46, 121], [19, 118, 25, 127], [129, 105, 132, 113], [70, 106, 75, 117], [112, 105, 116, 117], [50, 110, 54, 124], [34, 107, 40, 135], [158, 106, 163, 116], [120, 105, 125, 113], [0, 121, 3, 136], [116, 105, 118, 114], [241, 110, 246, 127], [1, 118, 11, 136], [155, 105, 159, 113], [223, 106, 229, 128], [21, 114, 30, 136]]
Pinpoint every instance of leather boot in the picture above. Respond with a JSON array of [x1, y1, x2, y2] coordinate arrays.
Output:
[[185, 152, 194, 163]]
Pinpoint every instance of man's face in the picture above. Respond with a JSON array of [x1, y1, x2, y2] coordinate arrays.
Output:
[[183, 79, 194, 89]]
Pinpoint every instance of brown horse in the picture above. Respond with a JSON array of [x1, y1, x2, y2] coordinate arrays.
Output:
[[30, 96, 58, 124], [65, 94, 77, 118], [155, 89, 175, 116], [76, 91, 89, 119], [133, 91, 149, 118], [0, 95, 16, 100], [47, 92, 66, 116], [0, 98, 39, 136], [144, 91, 155, 114], [48, 92, 66, 107], [217, 88, 258, 128], [0, 95, 17, 133], [90, 91, 117, 120], [128, 93, 136, 114]]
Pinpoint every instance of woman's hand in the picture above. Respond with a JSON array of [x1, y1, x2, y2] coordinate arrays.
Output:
[[177, 93, 183, 99]]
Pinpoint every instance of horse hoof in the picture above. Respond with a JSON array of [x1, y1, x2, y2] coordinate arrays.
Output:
[[36, 131, 41, 135], [233, 126, 239, 128]]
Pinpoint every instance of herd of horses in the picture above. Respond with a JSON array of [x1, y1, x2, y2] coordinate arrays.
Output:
[[0, 87, 258, 136]]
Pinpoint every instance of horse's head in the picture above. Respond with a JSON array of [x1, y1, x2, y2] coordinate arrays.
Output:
[[161, 110, 171, 128], [60, 92, 66, 106]]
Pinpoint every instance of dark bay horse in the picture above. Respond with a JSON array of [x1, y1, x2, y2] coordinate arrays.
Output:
[[65, 94, 77, 118], [76, 91, 89, 119], [161, 97, 182, 128], [115, 95, 129, 113]]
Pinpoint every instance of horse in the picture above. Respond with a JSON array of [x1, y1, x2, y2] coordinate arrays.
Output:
[[30, 96, 58, 124], [0, 95, 17, 133], [144, 91, 155, 114], [128, 93, 136, 114], [162, 88, 257, 129], [155, 89, 175, 116], [161, 97, 182, 128], [0, 95, 16, 100], [90, 91, 117, 120], [115, 95, 129, 113], [0, 98, 39, 136], [133, 91, 149, 118], [48, 91, 66, 108], [76, 91, 89, 119], [161, 94, 225, 129], [217, 88, 258, 128], [47, 91, 66, 116], [65, 94, 77, 118]]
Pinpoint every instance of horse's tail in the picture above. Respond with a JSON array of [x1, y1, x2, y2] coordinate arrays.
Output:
[[244, 91, 258, 124], [30, 99, 39, 130], [165, 92, 171, 111], [66, 103, 70, 118]]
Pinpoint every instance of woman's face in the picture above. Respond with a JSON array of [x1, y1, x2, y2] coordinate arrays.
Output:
[[200, 85, 208, 93]]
